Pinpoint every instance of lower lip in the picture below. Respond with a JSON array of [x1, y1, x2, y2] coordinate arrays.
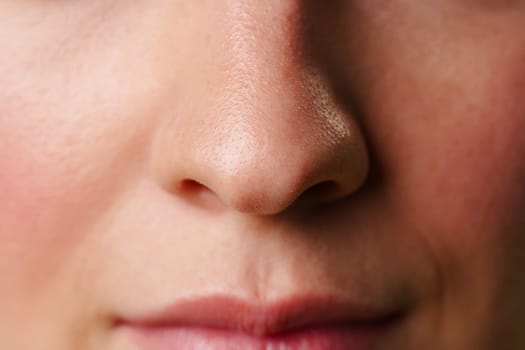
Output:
[[120, 323, 397, 350]]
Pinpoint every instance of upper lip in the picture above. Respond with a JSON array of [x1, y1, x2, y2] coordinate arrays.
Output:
[[116, 294, 404, 337]]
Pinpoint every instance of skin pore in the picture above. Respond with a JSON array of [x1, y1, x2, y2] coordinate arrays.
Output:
[[1, 1, 525, 349]]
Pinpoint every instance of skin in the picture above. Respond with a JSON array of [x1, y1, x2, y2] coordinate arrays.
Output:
[[1, 1, 525, 349]]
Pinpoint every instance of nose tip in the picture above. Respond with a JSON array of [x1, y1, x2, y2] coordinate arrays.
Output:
[[200, 123, 369, 215], [171, 135, 369, 216]]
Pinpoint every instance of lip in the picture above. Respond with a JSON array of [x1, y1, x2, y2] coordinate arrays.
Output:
[[115, 295, 405, 350]]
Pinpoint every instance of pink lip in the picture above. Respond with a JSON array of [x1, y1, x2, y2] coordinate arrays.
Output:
[[115, 295, 405, 350]]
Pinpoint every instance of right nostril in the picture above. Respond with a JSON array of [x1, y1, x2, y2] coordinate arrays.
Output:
[[177, 179, 225, 211], [180, 179, 206, 193]]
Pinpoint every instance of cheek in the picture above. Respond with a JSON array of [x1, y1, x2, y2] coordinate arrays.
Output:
[[417, 63, 525, 241], [0, 12, 163, 297], [354, 14, 525, 321], [0, 109, 141, 295], [416, 115, 525, 259], [415, 106, 525, 343], [367, 38, 525, 341], [364, 20, 525, 251], [0, 119, 96, 291], [388, 46, 525, 308]]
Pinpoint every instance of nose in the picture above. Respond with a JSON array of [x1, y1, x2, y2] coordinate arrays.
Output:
[[152, 3, 369, 215]]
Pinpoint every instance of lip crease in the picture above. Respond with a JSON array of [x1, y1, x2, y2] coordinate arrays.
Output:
[[115, 295, 405, 350]]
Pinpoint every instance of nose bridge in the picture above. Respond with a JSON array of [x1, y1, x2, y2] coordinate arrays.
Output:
[[220, 1, 306, 106], [155, 2, 369, 215], [216, 1, 349, 160], [224, 1, 303, 61]]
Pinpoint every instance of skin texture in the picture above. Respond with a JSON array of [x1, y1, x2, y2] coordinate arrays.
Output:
[[1, 1, 525, 349]]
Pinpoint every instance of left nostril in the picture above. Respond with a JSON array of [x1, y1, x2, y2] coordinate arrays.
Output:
[[300, 181, 343, 204]]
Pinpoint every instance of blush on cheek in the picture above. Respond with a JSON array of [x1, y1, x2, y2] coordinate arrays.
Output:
[[0, 128, 104, 294]]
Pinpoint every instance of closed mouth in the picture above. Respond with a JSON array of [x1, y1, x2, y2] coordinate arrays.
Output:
[[115, 294, 407, 350]]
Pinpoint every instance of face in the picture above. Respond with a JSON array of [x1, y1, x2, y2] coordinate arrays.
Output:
[[1, 1, 525, 349]]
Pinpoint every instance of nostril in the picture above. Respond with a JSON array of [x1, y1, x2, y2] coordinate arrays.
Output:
[[177, 179, 225, 211], [180, 179, 207, 193], [301, 181, 343, 203]]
